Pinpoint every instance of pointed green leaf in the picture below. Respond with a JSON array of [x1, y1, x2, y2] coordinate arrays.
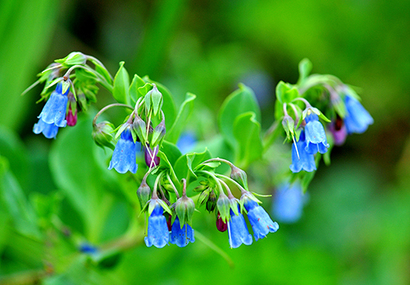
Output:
[[112, 61, 130, 104], [167, 93, 196, 143]]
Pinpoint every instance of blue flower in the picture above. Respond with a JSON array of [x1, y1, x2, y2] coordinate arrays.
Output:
[[242, 196, 279, 241], [176, 132, 196, 154], [304, 113, 329, 154], [290, 131, 316, 173], [344, 95, 373, 134], [144, 203, 169, 248], [79, 243, 98, 254], [33, 119, 59, 139], [228, 204, 252, 248], [272, 182, 307, 224], [33, 82, 69, 139], [108, 127, 138, 174], [170, 216, 195, 247]]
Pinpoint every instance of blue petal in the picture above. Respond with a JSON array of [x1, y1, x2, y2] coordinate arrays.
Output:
[[170, 217, 195, 247], [228, 206, 252, 248], [144, 205, 169, 248], [272, 182, 307, 223], [33, 119, 59, 139], [290, 134, 316, 173], [108, 129, 137, 174], [38, 88, 68, 127], [304, 116, 328, 155], [244, 200, 279, 240], [344, 95, 373, 134]]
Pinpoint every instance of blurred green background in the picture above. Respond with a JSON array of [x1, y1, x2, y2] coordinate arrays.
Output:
[[1, 0, 410, 284]]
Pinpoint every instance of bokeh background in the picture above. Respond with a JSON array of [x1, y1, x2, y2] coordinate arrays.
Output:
[[1, 0, 410, 284]]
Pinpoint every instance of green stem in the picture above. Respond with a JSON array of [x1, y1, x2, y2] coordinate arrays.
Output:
[[214, 173, 247, 195], [93, 103, 134, 126]]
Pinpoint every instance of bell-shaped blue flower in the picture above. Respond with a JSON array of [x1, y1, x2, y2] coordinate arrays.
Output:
[[344, 95, 373, 134], [290, 131, 316, 173], [144, 203, 169, 248], [108, 127, 138, 174], [228, 204, 252, 248], [33, 119, 60, 139], [304, 113, 329, 154], [242, 195, 279, 241], [272, 182, 307, 224], [33, 82, 69, 139], [170, 216, 195, 247]]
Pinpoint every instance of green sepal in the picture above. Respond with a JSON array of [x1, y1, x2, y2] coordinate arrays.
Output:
[[229, 198, 240, 216], [92, 121, 115, 150], [297, 58, 313, 84], [151, 84, 163, 117], [175, 196, 195, 227], [137, 181, 151, 209], [61, 80, 70, 95], [129, 74, 145, 104], [230, 165, 248, 190], [132, 115, 147, 144], [302, 107, 331, 123], [151, 119, 166, 147], [216, 194, 230, 223], [55, 51, 87, 66], [115, 123, 131, 140], [113, 61, 130, 104], [282, 114, 295, 142]]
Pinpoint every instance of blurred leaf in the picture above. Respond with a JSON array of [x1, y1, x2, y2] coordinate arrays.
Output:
[[0, 156, 41, 238], [49, 115, 118, 242], [233, 112, 263, 167], [298, 58, 313, 84], [218, 84, 261, 148], [0, 0, 59, 130], [166, 93, 196, 144], [113, 61, 130, 104]]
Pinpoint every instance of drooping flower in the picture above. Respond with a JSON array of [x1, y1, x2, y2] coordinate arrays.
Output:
[[290, 130, 316, 173], [216, 212, 228, 232], [272, 182, 307, 224], [228, 204, 253, 248], [344, 95, 373, 134], [108, 127, 138, 174], [328, 115, 347, 146], [170, 216, 195, 247], [33, 82, 69, 139], [144, 202, 169, 248], [144, 144, 160, 168], [304, 113, 329, 154], [241, 193, 279, 241]]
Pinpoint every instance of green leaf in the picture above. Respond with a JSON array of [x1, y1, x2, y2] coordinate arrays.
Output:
[[283, 87, 299, 103], [55, 52, 87, 66], [233, 112, 263, 167], [218, 84, 261, 148], [112, 61, 130, 104], [0, 156, 41, 238], [167, 93, 196, 144], [129, 74, 145, 104], [298, 58, 313, 84], [49, 115, 118, 242], [275, 81, 289, 104], [161, 140, 182, 166], [174, 148, 212, 183]]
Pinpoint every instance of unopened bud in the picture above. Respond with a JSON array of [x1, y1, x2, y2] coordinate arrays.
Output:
[[206, 190, 217, 213], [137, 181, 151, 208], [151, 118, 166, 147], [144, 145, 160, 168], [92, 121, 115, 150], [230, 165, 248, 189], [66, 92, 77, 126], [132, 115, 147, 144], [216, 194, 230, 223], [175, 195, 195, 226], [216, 212, 227, 232]]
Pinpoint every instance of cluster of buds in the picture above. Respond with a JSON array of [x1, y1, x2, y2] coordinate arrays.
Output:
[[29, 52, 114, 139]]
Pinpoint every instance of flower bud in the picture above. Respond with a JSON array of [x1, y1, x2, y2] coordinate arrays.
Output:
[[144, 145, 160, 168], [206, 190, 217, 212], [66, 92, 77, 126], [77, 92, 88, 111], [137, 180, 151, 208], [216, 212, 227, 232], [282, 114, 295, 141], [92, 121, 115, 150], [174, 195, 195, 227], [151, 118, 166, 147], [133, 115, 147, 144], [216, 193, 230, 223], [230, 165, 248, 189]]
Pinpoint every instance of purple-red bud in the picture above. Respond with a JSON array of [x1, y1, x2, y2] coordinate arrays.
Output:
[[66, 105, 77, 126], [216, 212, 228, 232], [144, 145, 160, 168]]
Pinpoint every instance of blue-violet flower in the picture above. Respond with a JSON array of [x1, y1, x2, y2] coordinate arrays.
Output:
[[344, 95, 373, 134], [304, 113, 329, 154], [33, 82, 69, 139], [290, 130, 316, 173], [144, 203, 169, 248], [272, 182, 307, 223], [228, 204, 253, 248], [242, 193, 279, 241], [170, 216, 195, 247], [108, 127, 138, 174]]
